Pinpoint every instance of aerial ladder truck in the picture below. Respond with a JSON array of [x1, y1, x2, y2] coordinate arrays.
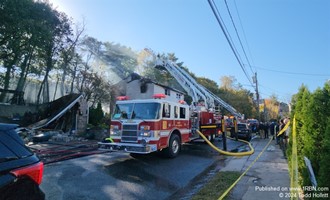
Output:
[[98, 49, 243, 158]]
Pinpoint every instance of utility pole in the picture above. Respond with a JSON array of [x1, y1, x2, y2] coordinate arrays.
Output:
[[253, 72, 260, 121]]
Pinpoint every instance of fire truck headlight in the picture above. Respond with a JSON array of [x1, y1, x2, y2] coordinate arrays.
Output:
[[110, 125, 121, 136], [140, 130, 154, 137], [110, 130, 121, 136]]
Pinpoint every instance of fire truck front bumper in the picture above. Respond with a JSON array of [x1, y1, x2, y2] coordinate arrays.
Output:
[[97, 141, 158, 154]]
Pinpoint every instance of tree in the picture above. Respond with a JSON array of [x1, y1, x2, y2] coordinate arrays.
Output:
[[78, 71, 113, 108], [78, 36, 138, 84], [263, 94, 280, 121], [288, 82, 330, 193], [140, 51, 184, 91], [196, 77, 219, 94], [317, 82, 330, 187], [218, 87, 255, 117], [36, 5, 73, 104], [89, 102, 104, 126], [0, 0, 76, 104], [304, 84, 330, 188], [101, 42, 137, 79], [219, 76, 256, 118], [220, 76, 241, 91], [0, 0, 36, 102], [58, 21, 85, 97], [289, 85, 311, 187], [318, 117, 330, 187]]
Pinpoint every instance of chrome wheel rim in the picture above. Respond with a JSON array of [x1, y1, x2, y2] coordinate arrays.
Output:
[[172, 139, 179, 154]]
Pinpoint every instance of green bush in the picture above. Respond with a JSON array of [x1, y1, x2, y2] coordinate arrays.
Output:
[[289, 82, 330, 195], [89, 102, 104, 126]]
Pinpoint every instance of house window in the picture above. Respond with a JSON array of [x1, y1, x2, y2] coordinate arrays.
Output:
[[140, 83, 147, 93], [165, 89, 170, 96]]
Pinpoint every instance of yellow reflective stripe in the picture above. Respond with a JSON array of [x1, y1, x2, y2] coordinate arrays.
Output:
[[200, 125, 217, 129]]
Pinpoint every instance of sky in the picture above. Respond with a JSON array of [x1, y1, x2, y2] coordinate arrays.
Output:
[[49, 0, 330, 103]]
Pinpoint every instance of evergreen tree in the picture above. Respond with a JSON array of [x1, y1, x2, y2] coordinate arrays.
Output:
[[318, 117, 330, 187], [89, 102, 104, 126], [289, 85, 311, 186], [289, 82, 330, 192], [311, 83, 330, 188]]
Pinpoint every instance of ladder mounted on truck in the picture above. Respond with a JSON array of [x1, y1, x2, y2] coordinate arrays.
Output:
[[145, 48, 243, 118]]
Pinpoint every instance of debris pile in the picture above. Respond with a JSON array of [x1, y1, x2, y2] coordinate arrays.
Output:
[[29, 140, 109, 164]]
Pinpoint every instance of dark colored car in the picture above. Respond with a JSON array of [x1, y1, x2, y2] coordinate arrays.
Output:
[[0, 123, 45, 200], [237, 123, 252, 141], [247, 119, 259, 133]]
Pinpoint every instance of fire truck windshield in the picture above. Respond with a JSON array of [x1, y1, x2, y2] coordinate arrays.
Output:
[[113, 102, 160, 120]]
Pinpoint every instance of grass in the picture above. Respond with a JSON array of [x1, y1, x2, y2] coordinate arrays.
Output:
[[191, 171, 241, 200]]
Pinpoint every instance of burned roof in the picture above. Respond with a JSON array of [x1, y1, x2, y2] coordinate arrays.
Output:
[[30, 93, 83, 130]]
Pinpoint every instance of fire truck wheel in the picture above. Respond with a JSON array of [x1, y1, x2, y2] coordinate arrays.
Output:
[[165, 134, 181, 158]]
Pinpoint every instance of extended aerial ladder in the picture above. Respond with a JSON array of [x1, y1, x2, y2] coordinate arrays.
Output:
[[145, 48, 243, 118]]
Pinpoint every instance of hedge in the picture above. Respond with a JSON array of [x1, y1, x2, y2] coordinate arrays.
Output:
[[288, 82, 330, 197]]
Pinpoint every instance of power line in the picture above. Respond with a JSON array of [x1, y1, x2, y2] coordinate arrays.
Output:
[[212, 0, 243, 65], [224, 0, 254, 75], [254, 65, 330, 76], [259, 83, 285, 96], [207, 0, 254, 87], [233, 0, 256, 74], [258, 90, 291, 103]]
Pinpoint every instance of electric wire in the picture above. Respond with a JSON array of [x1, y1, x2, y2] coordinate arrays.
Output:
[[212, 0, 242, 63], [212, 0, 253, 86], [258, 84, 283, 95], [258, 85, 291, 103], [224, 0, 254, 75], [207, 0, 254, 87], [233, 0, 256, 75], [254, 65, 330, 76]]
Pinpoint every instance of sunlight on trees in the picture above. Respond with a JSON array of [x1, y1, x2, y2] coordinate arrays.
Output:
[[1, 0, 261, 119]]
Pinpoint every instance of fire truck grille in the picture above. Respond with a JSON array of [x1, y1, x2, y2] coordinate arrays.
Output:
[[121, 124, 138, 142]]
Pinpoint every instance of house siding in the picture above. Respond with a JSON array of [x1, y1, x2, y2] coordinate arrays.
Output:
[[126, 79, 184, 102]]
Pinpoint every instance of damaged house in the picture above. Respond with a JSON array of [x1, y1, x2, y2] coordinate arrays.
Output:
[[30, 93, 88, 133], [0, 93, 88, 142], [125, 73, 185, 102]]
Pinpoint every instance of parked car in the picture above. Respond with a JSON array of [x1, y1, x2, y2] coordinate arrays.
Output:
[[0, 123, 45, 200], [236, 123, 252, 141], [247, 119, 259, 133]]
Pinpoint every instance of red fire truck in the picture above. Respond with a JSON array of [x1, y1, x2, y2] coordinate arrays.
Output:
[[98, 49, 242, 158]]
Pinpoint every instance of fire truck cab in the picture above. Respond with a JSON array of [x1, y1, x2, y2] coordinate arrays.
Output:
[[98, 94, 222, 158]]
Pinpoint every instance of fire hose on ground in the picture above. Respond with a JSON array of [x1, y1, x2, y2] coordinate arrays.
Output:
[[196, 130, 254, 156]]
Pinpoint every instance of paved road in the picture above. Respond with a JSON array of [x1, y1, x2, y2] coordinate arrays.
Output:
[[40, 138, 247, 200]]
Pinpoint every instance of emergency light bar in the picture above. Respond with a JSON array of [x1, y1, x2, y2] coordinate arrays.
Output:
[[116, 96, 129, 100], [152, 93, 166, 99]]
